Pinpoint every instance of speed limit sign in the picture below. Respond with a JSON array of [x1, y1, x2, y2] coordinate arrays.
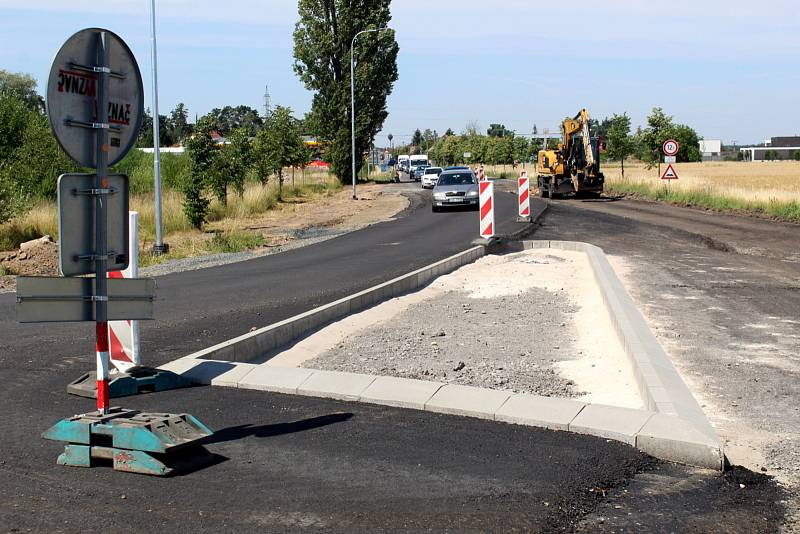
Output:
[[663, 139, 679, 156]]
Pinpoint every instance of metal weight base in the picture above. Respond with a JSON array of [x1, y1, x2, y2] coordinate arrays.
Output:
[[67, 366, 193, 399], [42, 408, 214, 476]]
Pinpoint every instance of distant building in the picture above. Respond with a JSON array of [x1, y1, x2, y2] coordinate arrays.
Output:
[[770, 136, 800, 148], [699, 139, 722, 161], [740, 136, 800, 161]]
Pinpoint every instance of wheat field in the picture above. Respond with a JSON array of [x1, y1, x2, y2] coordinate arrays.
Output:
[[602, 161, 800, 204]]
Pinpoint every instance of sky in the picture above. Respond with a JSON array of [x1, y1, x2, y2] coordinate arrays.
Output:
[[1, 0, 798, 147]]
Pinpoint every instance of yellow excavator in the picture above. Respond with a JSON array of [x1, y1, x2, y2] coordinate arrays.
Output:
[[537, 109, 604, 198]]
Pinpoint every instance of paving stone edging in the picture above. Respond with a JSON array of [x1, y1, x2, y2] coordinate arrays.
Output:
[[159, 359, 722, 470], [517, 240, 724, 470]]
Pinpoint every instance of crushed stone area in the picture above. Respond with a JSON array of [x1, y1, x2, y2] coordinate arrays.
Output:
[[306, 285, 583, 398], [300, 250, 642, 407], [0, 236, 59, 292]]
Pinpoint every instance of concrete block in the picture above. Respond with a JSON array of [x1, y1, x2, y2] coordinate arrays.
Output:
[[249, 328, 273, 355], [157, 357, 202, 375], [272, 324, 294, 351], [495, 394, 587, 431], [359, 376, 444, 410], [569, 404, 653, 445], [234, 335, 260, 363], [205, 341, 236, 362], [424, 384, 511, 420], [636, 413, 723, 470], [297, 370, 377, 402], [179, 360, 257, 387], [238, 365, 315, 394]]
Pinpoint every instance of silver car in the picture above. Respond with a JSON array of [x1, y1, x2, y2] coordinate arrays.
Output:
[[431, 170, 480, 212]]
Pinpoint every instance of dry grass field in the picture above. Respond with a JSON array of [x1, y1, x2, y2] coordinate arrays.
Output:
[[0, 171, 342, 256], [603, 161, 800, 204]]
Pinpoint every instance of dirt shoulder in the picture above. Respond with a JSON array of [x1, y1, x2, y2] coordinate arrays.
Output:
[[0, 183, 409, 293]]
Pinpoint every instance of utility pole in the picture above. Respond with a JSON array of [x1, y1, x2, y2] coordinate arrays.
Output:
[[351, 27, 390, 200], [149, 0, 167, 254]]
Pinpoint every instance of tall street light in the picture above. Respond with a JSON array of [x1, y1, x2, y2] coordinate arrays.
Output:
[[149, 0, 167, 254], [351, 27, 390, 200]]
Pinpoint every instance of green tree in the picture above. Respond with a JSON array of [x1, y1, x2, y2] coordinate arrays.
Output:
[[0, 70, 44, 112], [183, 117, 216, 228], [487, 123, 508, 138], [168, 102, 192, 144], [222, 127, 252, 197], [207, 105, 263, 136], [293, 0, 398, 184], [0, 104, 77, 200], [793, 150, 800, 161], [0, 94, 30, 160], [638, 107, 673, 166], [513, 136, 529, 166], [637, 107, 701, 165], [444, 128, 454, 136], [0, 173, 22, 224], [606, 113, 633, 177], [411, 129, 423, 149], [253, 106, 308, 200]]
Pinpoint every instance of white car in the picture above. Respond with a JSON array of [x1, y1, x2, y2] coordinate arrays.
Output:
[[421, 167, 443, 189]]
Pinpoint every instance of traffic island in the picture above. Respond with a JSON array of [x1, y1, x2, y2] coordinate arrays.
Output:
[[161, 240, 724, 470]]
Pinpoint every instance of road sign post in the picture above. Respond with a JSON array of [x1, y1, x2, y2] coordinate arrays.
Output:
[[22, 28, 212, 473]]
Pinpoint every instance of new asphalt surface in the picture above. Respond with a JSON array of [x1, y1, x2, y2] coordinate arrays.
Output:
[[0, 183, 787, 532]]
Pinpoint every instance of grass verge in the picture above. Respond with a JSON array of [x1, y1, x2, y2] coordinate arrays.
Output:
[[607, 179, 800, 223]]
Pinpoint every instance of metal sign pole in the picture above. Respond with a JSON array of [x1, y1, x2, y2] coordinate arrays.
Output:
[[95, 32, 111, 415], [150, 0, 166, 254]]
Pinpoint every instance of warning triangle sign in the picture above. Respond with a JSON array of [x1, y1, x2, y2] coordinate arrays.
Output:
[[661, 164, 679, 180]]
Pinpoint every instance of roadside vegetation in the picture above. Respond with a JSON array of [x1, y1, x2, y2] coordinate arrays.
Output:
[[603, 161, 800, 222]]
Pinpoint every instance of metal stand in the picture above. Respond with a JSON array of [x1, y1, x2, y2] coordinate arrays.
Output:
[[42, 408, 213, 476], [67, 367, 192, 399], [151, 243, 169, 255]]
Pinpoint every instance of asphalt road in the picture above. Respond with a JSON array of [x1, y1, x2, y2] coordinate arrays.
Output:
[[0, 186, 788, 532], [0, 180, 530, 369]]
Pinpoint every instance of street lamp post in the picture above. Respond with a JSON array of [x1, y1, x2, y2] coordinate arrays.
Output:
[[351, 27, 389, 200], [149, 0, 167, 254]]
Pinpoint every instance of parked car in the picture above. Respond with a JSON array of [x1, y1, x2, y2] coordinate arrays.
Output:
[[421, 167, 443, 189], [431, 169, 479, 212], [414, 165, 430, 181]]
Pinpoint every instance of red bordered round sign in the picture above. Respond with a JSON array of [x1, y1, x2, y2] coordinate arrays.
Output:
[[663, 139, 679, 156]]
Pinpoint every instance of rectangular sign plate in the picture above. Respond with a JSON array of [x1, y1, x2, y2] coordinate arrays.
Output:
[[664, 156, 676, 164], [58, 173, 129, 277], [16, 276, 155, 323]]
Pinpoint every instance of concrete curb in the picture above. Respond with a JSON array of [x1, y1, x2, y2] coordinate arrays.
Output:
[[159, 359, 719, 468], [517, 240, 724, 470], [181, 245, 486, 363]]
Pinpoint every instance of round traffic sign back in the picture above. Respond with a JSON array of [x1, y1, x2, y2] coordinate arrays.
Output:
[[663, 139, 679, 157], [46, 28, 144, 167]]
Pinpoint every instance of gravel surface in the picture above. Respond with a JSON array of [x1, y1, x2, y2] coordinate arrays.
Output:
[[304, 284, 584, 398]]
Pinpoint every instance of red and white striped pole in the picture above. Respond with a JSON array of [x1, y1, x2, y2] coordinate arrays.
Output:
[[479, 180, 494, 239], [518, 170, 531, 222], [108, 211, 140, 372], [96, 321, 110, 411]]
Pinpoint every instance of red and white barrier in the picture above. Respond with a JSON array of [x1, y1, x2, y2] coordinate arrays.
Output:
[[479, 180, 494, 238], [518, 171, 531, 220], [477, 166, 486, 182], [108, 211, 140, 372]]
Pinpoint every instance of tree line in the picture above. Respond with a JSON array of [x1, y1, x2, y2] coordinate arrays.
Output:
[[395, 107, 703, 174]]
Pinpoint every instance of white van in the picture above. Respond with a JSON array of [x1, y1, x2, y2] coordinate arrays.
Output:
[[409, 155, 429, 181]]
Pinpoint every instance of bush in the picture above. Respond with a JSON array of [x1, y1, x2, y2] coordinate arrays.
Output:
[[208, 231, 264, 253]]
